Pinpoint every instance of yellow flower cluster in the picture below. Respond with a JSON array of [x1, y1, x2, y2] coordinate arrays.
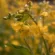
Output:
[[1, 0, 55, 54], [11, 40, 19, 46], [11, 21, 23, 32], [40, 11, 48, 17]]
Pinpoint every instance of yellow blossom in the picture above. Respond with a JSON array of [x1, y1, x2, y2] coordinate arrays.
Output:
[[19, 9, 24, 13], [20, 25, 30, 38], [22, 25, 30, 31], [40, 11, 48, 17], [11, 22, 23, 32], [53, 48, 55, 52], [42, 25, 48, 32], [11, 40, 19, 46], [51, 22, 55, 28]]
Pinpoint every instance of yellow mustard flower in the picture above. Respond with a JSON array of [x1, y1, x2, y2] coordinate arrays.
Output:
[[11, 22, 23, 32], [42, 25, 48, 32], [51, 22, 55, 28], [40, 11, 48, 17], [11, 40, 19, 46], [53, 48, 55, 52], [19, 9, 25, 13], [20, 25, 30, 38], [22, 25, 30, 31]]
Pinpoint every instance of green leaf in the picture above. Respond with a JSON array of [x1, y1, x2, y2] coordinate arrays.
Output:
[[22, 13, 29, 22], [48, 25, 55, 33], [0, 21, 15, 39], [15, 14, 23, 21], [0, 41, 4, 47], [37, 8, 41, 14], [41, 37, 49, 55], [40, 16, 55, 25], [28, 1, 32, 9], [36, 38, 43, 55], [49, 42, 55, 53], [14, 11, 30, 22], [3, 13, 12, 20], [12, 45, 31, 55], [7, 13, 12, 19], [36, 36, 49, 55]]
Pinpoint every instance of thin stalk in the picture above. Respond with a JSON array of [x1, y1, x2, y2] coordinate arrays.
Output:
[[24, 38, 34, 55], [41, 36, 49, 55], [28, 13, 50, 55]]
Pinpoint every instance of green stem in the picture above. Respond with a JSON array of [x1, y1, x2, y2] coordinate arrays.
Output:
[[29, 12, 50, 55], [24, 38, 34, 55], [41, 36, 49, 55]]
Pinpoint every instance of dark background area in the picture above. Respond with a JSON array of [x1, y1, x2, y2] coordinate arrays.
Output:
[[31, 0, 54, 4]]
